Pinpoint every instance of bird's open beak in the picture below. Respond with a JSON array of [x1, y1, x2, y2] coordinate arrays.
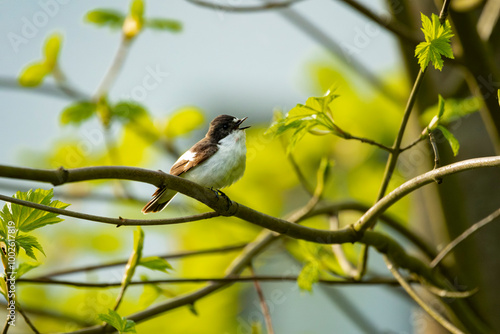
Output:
[[236, 117, 250, 130]]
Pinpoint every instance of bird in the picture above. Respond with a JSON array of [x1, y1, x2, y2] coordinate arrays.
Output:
[[142, 114, 250, 214]]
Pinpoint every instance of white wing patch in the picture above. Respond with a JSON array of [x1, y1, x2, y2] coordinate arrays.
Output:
[[177, 150, 196, 162]]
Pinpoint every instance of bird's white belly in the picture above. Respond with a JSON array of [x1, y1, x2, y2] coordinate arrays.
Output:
[[184, 130, 247, 189]]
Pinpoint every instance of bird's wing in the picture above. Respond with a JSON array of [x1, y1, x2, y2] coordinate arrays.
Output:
[[169, 140, 218, 176]]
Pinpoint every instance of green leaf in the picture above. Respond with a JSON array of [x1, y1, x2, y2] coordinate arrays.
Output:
[[122, 227, 144, 287], [16, 234, 45, 260], [43, 33, 62, 70], [139, 256, 172, 273], [99, 309, 136, 334], [84, 9, 125, 28], [60, 101, 97, 126], [17, 262, 40, 278], [130, 0, 144, 20], [266, 88, 349, 154], [437, 125, 460, 156], [251, 321, 263, 334], [297, 261, 320, 292], [0, 189, 69, 234], [421, 96, 480, 126], [415, 13, 454, 71], [18, 62, 50, 87], [145, 18, 182, 32], [437, 94, 445, 119], [112, 102, 148, 123], [165, 107, 205, 138]]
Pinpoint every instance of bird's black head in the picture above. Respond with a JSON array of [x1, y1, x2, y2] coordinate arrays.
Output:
[[206, 115, 249, 142]]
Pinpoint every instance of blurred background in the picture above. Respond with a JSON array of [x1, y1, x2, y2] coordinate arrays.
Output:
[[1, 0, 499, 333]]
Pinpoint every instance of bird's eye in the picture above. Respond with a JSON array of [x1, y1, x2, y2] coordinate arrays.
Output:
[[223, 124, 229, 129]]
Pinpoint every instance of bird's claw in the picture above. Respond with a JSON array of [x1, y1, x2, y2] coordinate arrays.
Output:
[[210, 187, 232, 210]]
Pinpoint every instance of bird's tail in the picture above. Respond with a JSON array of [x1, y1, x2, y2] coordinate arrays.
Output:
[[142, 187, 178, 214]]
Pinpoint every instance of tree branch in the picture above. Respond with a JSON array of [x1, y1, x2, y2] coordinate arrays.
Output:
[[337, 0, 420, 44], [18, 275, 415, 288], [430, 207, 500, 268], [1, 157, 499, 244], [383, 255, 465, 334], [37, 243, 247, 278], [185, 0, 306, 12]]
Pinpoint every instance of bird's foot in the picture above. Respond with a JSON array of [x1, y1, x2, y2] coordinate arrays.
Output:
[[210, 188, 232, 210]]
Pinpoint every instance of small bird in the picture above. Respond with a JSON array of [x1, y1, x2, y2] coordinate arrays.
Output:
[[142, 114, 250, 213]]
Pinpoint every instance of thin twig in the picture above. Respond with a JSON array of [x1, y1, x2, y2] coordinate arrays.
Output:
[[430, 207, 500, 268], [383, 255, 465, 334], [0, 193, 219, 226], [18, 305, 41, 334], [249, 265, 274, 334], [419, 278, 479, 299], [329, 214, 357, 277], [429, 131, 443, 184], [338, 0, 420, 44], [1, 157, 500, 244], [185, 0, 306, 12], [346, 134, 393, 152], [37, 243, 247, 278], [287, 151, 314, 195], [401, 135, 426, 152], [278, 9, 403, 103], [0, 76, 89, 101], [93, 37, 132, 100], [1, 319, 10, 334], [18, 276, 415, 288], [356, 69, 427, 279]]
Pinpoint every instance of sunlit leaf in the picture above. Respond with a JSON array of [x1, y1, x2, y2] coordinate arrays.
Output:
[[139, 256, 172, 273], [130, 0, 144, 20], [18, 62, 49, 87], [415, 13, 454, 71], [437, 94, 445, 119], [112, 101, 148, 123], [0, 189, 69, 233], [16, 234, 45, 260], [297, 261, 320, 292], [60, 101, 97, 126], [164, 107, 205, 138], [251, 321, 263, 334], [43, 33, 62, 70], [122, 227, 144, 287], [145, 18, 182, 32], [17, 262, 40, 278], [85, 9, 125, 28], [420, 96, 480, 125], [437, 125, 460, 156], [99, 309, 136, 334], [266, 88, 350, 154]]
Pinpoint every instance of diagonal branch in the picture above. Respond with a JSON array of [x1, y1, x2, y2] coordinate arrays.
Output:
[[185, 0, 306, 12], [430, 207, 500, 268], [383, 255, 465, 334], [1, 156, 500, 243], [337, 0, 420, 43]]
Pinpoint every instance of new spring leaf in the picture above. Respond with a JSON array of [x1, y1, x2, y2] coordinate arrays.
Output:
[[415, 13, 454, 71], [99, 309, 136, 334]]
